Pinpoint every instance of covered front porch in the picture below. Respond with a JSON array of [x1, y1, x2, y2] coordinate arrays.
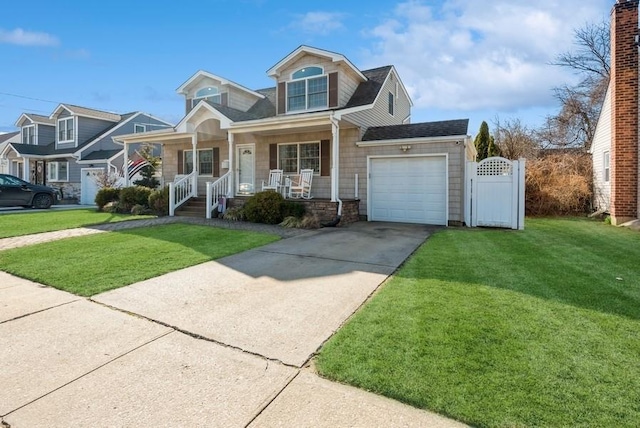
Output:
[[115, 102, 359, 219]]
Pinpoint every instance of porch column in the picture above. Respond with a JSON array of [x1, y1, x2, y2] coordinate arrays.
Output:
[[228, 133, 234, 196], [23, 157, 30, 182], [123, 143, 129, 186], [330, 117, 340, 202], [192, 133, 198, 196]]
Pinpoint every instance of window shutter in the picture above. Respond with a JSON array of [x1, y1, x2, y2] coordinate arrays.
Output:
[[177, 150, 183, 174], [328, 73, 338, 108], [221, 93, 228, 107], [213, 148, 220, 177], [185, 99, 192, 114], [269, 144, 278, 170], [321, 139, 330, 177], [277, 82, 286, 114]]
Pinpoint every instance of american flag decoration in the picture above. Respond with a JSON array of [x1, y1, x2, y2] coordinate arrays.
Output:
[[125, 151, 151, 179]]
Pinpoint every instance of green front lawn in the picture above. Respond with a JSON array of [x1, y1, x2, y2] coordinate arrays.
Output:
[[0, 209, 155, 238], [0, 224, 279, 296], [317, 218, 640, 427]]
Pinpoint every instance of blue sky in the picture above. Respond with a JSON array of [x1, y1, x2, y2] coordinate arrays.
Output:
[[0, 0, 612, 136]]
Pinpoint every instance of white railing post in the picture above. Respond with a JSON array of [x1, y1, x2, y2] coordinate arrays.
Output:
[[169, 182, 175, 216], [355, 173, 359, 199], [206, 182, 212, 219]]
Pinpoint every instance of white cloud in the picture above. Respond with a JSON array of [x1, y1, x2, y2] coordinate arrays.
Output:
[[361, 0, 610, 113], [291, 12, 346, 35], [0, 28, 59, 47]]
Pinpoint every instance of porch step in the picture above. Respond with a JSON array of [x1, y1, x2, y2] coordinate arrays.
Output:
[[175, 197, 208, 218]]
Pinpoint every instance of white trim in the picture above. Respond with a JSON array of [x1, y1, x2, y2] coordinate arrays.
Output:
[[57, 117, 75, 144], [366, 153, 449, 226], [276, 141, 322, 175], [76, 112, 146, 156], [134, 123, 147, 133], [357, 135, 467, 147], [14, 113, 54, 127], [388, 91, 394, 116], [235, 143, 255, 195], [603, 150, 610, 183], [267, 45, 367, 81], [21, 124, 36, 145], [176, 70, 265, 99], [183, 148, 215, 177], [47, 160, 70, 182], [49, 104, 120, 122], [286, 66, 329, 113], [176, 101, 233, 132]]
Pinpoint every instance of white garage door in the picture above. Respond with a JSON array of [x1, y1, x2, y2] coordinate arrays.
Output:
[[81, 168, 103, 205], [369, 156, 447, 225]]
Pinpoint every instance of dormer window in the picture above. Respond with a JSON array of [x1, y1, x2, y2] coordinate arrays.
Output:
[[58, 117, 74, 143], [22, 125, 35, 145], [193, 86, 221, 107], [287, 66, 328, 112]]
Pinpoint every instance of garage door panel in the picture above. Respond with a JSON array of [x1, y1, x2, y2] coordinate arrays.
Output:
[[370, 157, 447, 225]]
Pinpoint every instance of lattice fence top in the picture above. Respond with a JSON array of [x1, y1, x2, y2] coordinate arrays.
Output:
[[477, 157, 513, 176]]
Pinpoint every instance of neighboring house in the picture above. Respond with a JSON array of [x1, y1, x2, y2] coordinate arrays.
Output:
[[1, 105, 172, 204], [115, 45, 475, 225], [591, 0, 640, 225], [0, 131, 20, 174]]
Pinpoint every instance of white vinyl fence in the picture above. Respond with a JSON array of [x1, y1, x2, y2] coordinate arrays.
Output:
[[466, 157, 525, 230]]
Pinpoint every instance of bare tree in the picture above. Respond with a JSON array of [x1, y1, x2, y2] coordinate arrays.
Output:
[[546, 21, 610, 149], [493, 116, 538, 160]]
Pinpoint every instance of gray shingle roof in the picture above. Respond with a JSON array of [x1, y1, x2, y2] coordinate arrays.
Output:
[[0, 131, 19, 144], [24, 114, 55, 125], [81, 149, 122, 161], [343, 66, 393, 109], [8, 143, 54, 156], [63, 104, 121, 122], [362, 119, 470, 141]]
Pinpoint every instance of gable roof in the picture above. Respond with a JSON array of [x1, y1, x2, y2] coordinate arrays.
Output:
[[50, 104, 121, 122], [203, 87, 277, 123], [176, 70, 265, 99], [0, 131, 19, 144], [343, 66, 392, 109], [15, 113, 55, 127], [362, 119, 469, 141], [267, 45, 367, 81]]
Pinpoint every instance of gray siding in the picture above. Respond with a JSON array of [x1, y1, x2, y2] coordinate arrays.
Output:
[[37, 124, 55, 146], [78, 117, 115, 147], [83, 114, 171, 154], [343, 70, 411, 136]]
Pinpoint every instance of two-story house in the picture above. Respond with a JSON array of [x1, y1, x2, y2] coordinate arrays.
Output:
[[1, 104, 172, 204], [0, 131, 21, 175], [115, 46, 476, 225]]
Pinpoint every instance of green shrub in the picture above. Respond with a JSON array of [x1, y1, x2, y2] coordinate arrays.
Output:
[[243, 191, 285, 224], [148, 186, 169, 216], [282, 201, 306, 218], [119, 186, 152, 213], [222, 207, 246, 221], [95, 188, 121, 211], [131, 204, 151, 215]]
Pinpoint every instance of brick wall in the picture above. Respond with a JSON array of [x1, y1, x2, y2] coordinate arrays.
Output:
[[611, 0, 640, 225]]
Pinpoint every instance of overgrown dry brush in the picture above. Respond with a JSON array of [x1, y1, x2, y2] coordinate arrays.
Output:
[[525, 152, 593, 215]]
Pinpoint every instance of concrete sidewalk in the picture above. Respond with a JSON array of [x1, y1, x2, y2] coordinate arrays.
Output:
[[1, 221, 466, 427]]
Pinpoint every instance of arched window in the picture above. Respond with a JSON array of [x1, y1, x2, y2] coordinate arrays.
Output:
[[287, 66, 327, 112], [193, 86, 221, 107]]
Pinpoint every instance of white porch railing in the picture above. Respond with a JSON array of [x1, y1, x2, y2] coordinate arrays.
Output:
[[205, 171, 232, 219], [169, 171, 196, 216]]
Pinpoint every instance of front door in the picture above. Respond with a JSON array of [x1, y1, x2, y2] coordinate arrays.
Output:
[[236, 144, 255, 195], [35, 161, 45, 185]]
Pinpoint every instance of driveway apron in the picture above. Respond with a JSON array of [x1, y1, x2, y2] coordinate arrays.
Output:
[[94, 222, 435, 367]]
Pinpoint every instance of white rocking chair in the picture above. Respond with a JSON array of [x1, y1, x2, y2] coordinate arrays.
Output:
[[261, 169, 283, 192], [288, 169, 313, 199]]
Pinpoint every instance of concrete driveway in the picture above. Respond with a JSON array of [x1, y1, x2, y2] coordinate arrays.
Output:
[[1, 221, 466, 427]]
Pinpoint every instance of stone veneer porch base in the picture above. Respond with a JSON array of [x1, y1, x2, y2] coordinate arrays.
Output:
[[227, 197, 360, 225]]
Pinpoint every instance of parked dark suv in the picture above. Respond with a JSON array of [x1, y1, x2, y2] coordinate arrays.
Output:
[[0, 174, 61, 209]]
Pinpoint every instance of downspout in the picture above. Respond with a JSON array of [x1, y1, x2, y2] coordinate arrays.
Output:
[[323, 113, 342, 227]]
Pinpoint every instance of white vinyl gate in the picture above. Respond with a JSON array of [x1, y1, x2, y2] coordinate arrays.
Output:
[[465, 157, 525, 230]]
